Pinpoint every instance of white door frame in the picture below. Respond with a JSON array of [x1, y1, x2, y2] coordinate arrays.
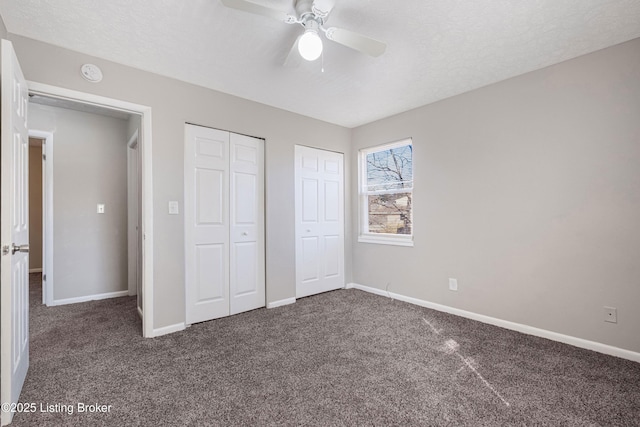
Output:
[[27, 81, 155, 338], [28, 130, 53, 306], [127, 130, 139, 297]]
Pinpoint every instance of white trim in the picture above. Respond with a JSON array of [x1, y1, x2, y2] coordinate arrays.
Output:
[[151, 322, 185, 338], [137, 306, 143, 319], [358, 234, 414, 247], [51, 290, 129, 306], [345, 282, 389, 297], [141, 104, 154, 339], [127, 132, 139, 297], [28, 81, 155, 339], [346, 282, 640, 363], [29, 82, 150, 116], [28, 130, 54, 307], [360, 138, 413, 155], [267, 297, 296, 309], [28, 268, 42, 273]]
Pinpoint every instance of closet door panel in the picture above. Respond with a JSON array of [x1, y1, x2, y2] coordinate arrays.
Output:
[[229, 133, 265, 315], [186, 125, 265, 324], [185, 125, 230, 324]]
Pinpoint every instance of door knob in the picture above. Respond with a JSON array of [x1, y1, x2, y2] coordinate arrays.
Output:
[[11, 243, 29, 254]]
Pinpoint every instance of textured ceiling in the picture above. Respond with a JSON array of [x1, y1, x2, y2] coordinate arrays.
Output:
[[1, 0, 639, 128]]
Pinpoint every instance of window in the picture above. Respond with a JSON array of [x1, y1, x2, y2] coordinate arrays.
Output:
[[359, 139, 413, 246]]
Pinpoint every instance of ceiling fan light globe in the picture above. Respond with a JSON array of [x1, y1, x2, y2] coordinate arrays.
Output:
[[298, 30, 323, 61]]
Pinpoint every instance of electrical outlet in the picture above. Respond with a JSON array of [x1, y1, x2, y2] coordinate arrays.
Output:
[[449, 278, 458, 291], [604, 306, 617, 323]]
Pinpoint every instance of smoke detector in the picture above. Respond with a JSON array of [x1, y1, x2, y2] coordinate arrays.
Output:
[[80, 64, 103, 83]]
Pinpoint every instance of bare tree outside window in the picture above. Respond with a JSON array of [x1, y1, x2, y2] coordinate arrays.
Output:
[[364, 143, 413, 235]]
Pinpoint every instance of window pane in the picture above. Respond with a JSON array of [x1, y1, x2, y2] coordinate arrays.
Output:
[[367, 192, 412, 235], [366, 144, 412, 192]]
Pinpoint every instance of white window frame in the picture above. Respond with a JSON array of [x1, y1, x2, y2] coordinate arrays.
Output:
[[358, 138, 414, 247]]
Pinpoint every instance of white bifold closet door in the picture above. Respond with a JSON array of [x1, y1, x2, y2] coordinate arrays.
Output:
[[185, 124, 265, 325], [295, 145, 344, 298]]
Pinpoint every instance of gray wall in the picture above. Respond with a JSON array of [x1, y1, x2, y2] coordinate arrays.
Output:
[[28, 142, 43, 271], [351, 38, 640, 353], [29, 103, 129, 300], [0, 13, 6, 38], [127, 115, 141, 144], [10, 35, 352, 329]]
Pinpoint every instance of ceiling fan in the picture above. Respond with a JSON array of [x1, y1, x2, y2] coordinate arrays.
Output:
[[220, 0, 387, 63]]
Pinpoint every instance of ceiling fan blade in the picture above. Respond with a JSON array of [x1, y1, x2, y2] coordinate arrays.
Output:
[[324, 27, 386, 57], [312, 0, 336, 19], [220, 0, 294, 23], [283, 36, 302, 68]]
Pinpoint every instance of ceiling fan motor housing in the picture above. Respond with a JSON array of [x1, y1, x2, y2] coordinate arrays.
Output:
[[220, 0, 387, 59]]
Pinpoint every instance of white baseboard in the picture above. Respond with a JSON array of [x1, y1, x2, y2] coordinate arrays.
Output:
[[267, 297, 296, 309], [346, 282, 389, 297], [29, 268, 43, 273], [51, 290, 129, 306], [152, 322, 185, 337], [346, 282, 640, 363]]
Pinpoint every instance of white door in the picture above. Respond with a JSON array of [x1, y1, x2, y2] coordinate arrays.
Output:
[[229, 133, 265, 315], [185, 125, 265, 324], [1, 39, 30, 427], [295, 145, 344, 298], [185, 125, 230, 323]]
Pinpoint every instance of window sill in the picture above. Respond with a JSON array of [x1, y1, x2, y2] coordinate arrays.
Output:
[[358, 234, 414, 247]]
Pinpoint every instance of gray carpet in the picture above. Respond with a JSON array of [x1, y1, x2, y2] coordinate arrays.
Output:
[[10, 273, 640, 426]]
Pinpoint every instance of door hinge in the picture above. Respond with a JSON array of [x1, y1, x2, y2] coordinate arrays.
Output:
[[43, 274, 46, 281], [2, 245, 9, 255], [42, 153, 46, 161]]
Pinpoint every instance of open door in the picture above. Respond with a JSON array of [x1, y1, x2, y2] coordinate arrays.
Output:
[[1, 39, 30, 426]]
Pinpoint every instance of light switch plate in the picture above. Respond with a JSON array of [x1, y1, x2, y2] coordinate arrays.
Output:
[[449, 278, 458, 291], [97, 204, 105, 214], [168, 201, 179, 215]]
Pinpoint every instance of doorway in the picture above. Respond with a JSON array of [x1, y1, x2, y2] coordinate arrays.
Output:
[[27, 135, 46, 305], [28, 97, 140, 322], [28, 138, 43, 278], [27, 82, 154, 338]]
